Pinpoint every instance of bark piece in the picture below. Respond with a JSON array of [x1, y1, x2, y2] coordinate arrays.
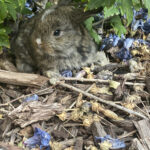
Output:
[[129, 138, 145, 150], [91, 122, 107, 137], [134, 119, 150, 150], [74, 137, 83, 150], [60, 137, 82, 149], [91, 121, 107, 146], [146, 77, 150, 93], [112, 119, 135, 132], [0, 69, 48, 87], [8, 101, 64, 128]]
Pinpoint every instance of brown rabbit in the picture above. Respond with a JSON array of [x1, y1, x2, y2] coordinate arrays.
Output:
[[11, 5, 100, 78]]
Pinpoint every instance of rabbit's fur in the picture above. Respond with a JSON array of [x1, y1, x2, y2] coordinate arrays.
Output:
[[11, 6, 98, 78]]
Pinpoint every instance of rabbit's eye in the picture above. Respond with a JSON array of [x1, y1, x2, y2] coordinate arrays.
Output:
[[53, 30, 61, 36]]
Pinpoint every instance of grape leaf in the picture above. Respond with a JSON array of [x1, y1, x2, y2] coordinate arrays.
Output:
[[6, 2, 17, 20], [132, 0, 142, 10], [87, 0, 104, 9], [104, 6, 120, 18], [143, 0, 150, 17], [0, 1, 8, 21], [84, 17, 101, 44], [18, 0, 26, 11], [0, 28, 6, 35], [84, 17, 94, 31], [110, 16, 127, 36], [0, 28, 9, 48], [120, 0, 133, 26], [46, 2, 52, 9], [87, 0, 115, 10]]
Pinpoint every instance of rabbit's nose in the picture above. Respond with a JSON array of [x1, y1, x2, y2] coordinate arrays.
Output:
[[42, 43, 55, 55]]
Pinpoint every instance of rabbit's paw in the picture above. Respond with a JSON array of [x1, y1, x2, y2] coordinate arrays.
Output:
[[16, 59, 34, 73], [45, 70, 61, 85], [45, 70, 60, 78]]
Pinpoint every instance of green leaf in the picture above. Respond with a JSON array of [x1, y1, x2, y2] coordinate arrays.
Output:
[[132, 0, 142, 10], [0, 31, 10, 48], [87, 0, 104, 10], [143, 0, 150, 17], [104, 0, 116, 7], [6, 2, 17, 20], [17, 0, 26, 10], [90, 30, 101, 44], [45, 2, 52, 9], [84, 16, 94, 31], [0, 37, 10, 48], [87, 0, 115, 10], [0, 28, 6, 35], [120, 0, 133, 26], [104, 6, 120, 18], [85, 17, 101, 44], [0, 27, 10, 48], [81, 0, 87, 2], [110, 15, 127, 36], [0, 0, 27, 49], [0, 1, 8, 20], [21, 7, 32, 15]]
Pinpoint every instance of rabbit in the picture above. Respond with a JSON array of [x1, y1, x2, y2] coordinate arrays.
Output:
[[11, 5, 101, 78]]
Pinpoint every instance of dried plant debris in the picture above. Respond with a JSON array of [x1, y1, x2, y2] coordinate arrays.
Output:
[[8, 101, 64, 128], [0, 69, 149, 150]]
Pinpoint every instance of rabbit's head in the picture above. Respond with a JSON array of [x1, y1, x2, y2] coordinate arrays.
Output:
[[30, 6, 95, 57]]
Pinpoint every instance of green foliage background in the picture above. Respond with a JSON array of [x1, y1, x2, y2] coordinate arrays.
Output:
[[0, 0, 150, 50], [0, 0, 26, 50], [85, 0, 150, 43]]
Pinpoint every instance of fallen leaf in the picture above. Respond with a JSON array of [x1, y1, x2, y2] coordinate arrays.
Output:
[[109, 80, 120, 89]]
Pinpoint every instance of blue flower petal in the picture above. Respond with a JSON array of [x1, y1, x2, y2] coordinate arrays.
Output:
[[124, 38, 134, 49], [135, 39, 150, 46], [24, 127, 51, 150], [24, 94, 39, 102], [116, 47, 132, 61], [24, 134, 41, 148], [61, 70, 72, 77], [95, 135, 126, 149], [113, 36, 120, 47]]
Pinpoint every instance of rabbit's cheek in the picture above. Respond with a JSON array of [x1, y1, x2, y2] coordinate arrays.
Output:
[[43, 45, 55, 55], [39, 45, 55, 56], [34, 38, 55, 55]]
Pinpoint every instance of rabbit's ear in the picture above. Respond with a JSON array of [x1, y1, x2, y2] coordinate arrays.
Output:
[[57, 0, 72, 6], [69, 7, 103, 24]]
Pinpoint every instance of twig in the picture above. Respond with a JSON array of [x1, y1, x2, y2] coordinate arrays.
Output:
[[69, 84, 95, 109], [0, 108, 9, 114], [59, 82, 147, 119], [61, 77, 145, 86], [86, 83, 95, 92], [114, 73, 145, 81], [62, 126, 75, 138], [118, 130, 137, 139]]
